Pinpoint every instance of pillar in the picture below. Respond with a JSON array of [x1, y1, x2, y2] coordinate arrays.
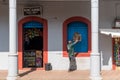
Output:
[[7, 0, 18, 80], [90, 0, 102, 80]]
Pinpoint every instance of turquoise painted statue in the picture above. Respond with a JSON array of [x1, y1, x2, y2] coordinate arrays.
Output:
[[67, 32, 81, 71]]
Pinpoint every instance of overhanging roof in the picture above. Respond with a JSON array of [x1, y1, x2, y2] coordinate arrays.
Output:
[[0, 0, 90, 2], [0, 0, 90, 5], [100, 29, 120, 37]]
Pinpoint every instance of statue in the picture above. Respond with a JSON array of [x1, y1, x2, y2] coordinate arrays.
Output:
[[67, 32, 81, 71]]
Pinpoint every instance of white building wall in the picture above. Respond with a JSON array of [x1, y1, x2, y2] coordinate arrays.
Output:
[[0, 4, 9, 70], [0, 52, 8, 70], [0, 0, 120, 70], [43, 1, 91, 70], [0, 5, 9, 52]]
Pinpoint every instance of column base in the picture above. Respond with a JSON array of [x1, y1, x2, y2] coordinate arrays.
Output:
[[90, 76, 102, 80], [7, 76, 18, 80], [7, 53, 18, 80], [90, 53, 102, 80]]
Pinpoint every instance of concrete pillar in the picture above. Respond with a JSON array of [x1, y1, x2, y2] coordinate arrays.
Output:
[[7, 0, 18, 80], [90, 0, 102, 80]]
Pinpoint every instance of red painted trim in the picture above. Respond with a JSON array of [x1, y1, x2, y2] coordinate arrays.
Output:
[[112, 38, 116, 70], [18, 16, 48, 70], [63, 16, 91, 57]]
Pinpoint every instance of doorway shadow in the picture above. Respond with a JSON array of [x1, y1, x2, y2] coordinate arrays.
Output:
[[18, 68, 36, 77]]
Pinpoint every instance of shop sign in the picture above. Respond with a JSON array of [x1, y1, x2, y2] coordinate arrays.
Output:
[[24, 7, 42, 16]]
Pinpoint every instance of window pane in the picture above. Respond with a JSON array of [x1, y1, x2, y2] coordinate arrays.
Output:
[[67, 21, 88, 53]]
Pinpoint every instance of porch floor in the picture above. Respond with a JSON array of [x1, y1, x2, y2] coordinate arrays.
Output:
[[0, 70, 120, 80]]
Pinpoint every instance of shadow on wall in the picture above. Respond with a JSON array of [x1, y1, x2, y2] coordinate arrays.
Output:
[[0, 29, 9, 52], [100, 34, 112, 66]]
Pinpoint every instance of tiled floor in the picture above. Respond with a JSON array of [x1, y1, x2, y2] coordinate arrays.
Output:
[[1, 70, 120, 80]]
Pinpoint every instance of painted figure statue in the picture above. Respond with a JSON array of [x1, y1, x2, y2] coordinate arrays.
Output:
[[67, 32, 81, 71]]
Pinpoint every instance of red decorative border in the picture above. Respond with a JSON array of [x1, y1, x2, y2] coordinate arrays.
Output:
[[63, 16, 91, 57], [18, 16, 48, 70]]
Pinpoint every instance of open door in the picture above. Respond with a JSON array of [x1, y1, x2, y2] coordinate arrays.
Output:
[[23, 21, 43, 68], [18, 16, 48, 70]]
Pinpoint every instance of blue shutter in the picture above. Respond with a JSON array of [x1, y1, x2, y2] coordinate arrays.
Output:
[[23, 21, 43, 28], [67, 21, 88, 53]]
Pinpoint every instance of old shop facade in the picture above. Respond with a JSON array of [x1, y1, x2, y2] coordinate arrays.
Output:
[[0, 0, 120, 80]]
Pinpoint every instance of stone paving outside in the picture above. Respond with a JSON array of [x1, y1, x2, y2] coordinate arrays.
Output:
[[0, 70, 120, 80]]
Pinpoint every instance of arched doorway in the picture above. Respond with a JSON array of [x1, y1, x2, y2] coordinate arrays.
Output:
[[18, 16, 48, 70]]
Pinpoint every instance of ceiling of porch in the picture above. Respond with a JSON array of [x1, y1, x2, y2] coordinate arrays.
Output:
[[0, 0, 90, 2], [0, 0, 91, 5], [0, 0, 90, 5], [19, 0, 90, 1], [1, 0, 120, 3]]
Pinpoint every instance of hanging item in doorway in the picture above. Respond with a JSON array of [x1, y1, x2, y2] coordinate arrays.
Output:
[[23, 51, 36, 67], [113, 37, 120, 66], [36, 50, 43, 67], [24, 28, 41, 39], [115, 19, 120, 28], [23, 50, 43, 68]]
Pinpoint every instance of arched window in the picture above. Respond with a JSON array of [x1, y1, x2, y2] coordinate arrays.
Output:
[[63, 16, 91, 57]]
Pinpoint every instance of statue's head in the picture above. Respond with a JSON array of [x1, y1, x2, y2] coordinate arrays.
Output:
[[73, 32, 81, 41]]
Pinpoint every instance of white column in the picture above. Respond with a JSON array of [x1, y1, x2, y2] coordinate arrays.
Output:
[[7, 0, 18, 80], [90, 0, 102, 80]]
